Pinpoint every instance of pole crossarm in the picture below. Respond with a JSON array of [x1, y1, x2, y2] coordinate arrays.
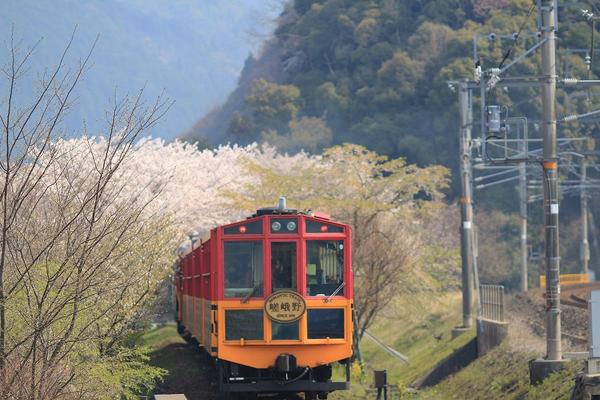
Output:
[[475, 174, 521, 190], [499, 38, 548, 74], [474, 167, 519, 182]]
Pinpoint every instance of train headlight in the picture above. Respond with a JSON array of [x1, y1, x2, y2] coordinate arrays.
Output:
[[272, 221, 281, 231], [286, 221, 296, 231]]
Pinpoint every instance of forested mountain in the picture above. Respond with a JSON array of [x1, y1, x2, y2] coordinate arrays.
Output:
[[188, 0, 598, 171], [185, 0, 600, 285], [1, 0, 281, 139]]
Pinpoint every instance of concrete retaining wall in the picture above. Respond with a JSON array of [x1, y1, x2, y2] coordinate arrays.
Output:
[[415, 337, 478, 388], [477, 318, 508, 357]]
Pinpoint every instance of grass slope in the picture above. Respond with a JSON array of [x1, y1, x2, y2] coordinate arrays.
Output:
[[333, 291, 582, 399], [417, 344, 581, 399], [138, 324, 217, 400]]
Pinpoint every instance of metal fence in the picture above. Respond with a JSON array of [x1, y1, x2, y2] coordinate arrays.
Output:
[[480, 284, 505, 322]]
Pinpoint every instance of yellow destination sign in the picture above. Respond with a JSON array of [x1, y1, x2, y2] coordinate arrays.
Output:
[[264, 290, 306, 323]]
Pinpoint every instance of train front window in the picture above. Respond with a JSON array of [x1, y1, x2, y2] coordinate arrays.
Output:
[[225, 310, 264, 340], [306, 240, 344, 296], [272, 320, 299, 340], [224, 241, 263, 298], [307, 309, 344, 339], [271, 242, 297, 291]]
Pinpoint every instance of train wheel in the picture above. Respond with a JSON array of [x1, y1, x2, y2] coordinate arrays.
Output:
[[305, 392, 316, 400]]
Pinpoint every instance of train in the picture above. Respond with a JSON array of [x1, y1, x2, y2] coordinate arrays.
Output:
[[174, 198, 354, 399]]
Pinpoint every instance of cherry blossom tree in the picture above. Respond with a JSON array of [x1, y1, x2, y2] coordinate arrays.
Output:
[[0, 31, 172, 399]]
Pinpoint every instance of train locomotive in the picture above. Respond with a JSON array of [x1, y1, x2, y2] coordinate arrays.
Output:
[[174, 199, 353, 399]]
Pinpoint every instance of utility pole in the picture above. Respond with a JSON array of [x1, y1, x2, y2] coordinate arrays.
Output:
[[519, 137, 528, 292], [458, 80, 474, 329], [541, 0, 562, 363], [531, 2, 567, 383], [581, 158, 590, 275]]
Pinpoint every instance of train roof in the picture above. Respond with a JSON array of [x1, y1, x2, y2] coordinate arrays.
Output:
[[176, 198, 345, 258]]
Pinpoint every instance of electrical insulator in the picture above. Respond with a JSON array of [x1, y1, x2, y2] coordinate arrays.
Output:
[[486, 105, 502, 134], [585, 52, 592, 70]]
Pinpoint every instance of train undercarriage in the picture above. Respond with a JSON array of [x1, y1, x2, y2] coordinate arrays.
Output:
[[217, 356, 350, 400]]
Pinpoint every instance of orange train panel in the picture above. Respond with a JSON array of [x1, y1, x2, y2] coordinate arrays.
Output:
[[218, 343, 351, 370], [216, 298, 353, 369]]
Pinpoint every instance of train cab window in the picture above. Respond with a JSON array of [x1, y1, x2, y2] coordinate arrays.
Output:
[[306, 220, 344, 233], [224, 241, 263, 298], [225, 310, 264, 340], [271, 242, 297, 291], [307, 309, 344, 339], [272, 320, 299, 340], [306, 241, 344, 296]]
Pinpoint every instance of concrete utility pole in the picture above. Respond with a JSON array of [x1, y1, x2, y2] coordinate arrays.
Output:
[[531, 2, 568, 383], [519, 138, 528, 292], [581, 159, 590, 275], [540, 0, 562, 363], [458, 80, 474, 329]]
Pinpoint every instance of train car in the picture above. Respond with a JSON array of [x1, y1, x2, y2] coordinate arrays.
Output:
[[174, 198, 353, 399]]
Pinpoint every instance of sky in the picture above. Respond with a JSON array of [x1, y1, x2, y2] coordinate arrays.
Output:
[[0, 0, 282, 140]]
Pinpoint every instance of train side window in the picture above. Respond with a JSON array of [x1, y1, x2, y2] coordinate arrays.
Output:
[[271, 242, 297, 292], [307, 309, 344, 339], [224, 241, 263, 298], [225, 310, 264, 340], [306, 240, 344, 296]]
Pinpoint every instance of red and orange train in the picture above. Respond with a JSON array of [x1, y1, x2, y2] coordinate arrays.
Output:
[[174, 199, 353, 399]]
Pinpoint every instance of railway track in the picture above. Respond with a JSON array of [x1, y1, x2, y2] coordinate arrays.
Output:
[[559, 282, 600, 309]]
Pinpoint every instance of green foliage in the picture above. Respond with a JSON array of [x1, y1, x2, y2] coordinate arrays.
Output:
[[89, 345, 166, 400], [230, 79, 302, 142], [262, 116, 333, 153], [226, 143, 448, 214]]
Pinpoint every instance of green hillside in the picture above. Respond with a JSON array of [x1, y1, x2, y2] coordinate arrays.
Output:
[[189, 0, 597, 169]]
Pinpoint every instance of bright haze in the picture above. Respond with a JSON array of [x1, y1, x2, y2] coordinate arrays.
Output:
[[1, 0, 281, 139]]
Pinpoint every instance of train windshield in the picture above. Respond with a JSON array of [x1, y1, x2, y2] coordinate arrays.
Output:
[[271, 242, 297, 291], [224, 241, 263, 298], [306, 240, 344, 296]]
